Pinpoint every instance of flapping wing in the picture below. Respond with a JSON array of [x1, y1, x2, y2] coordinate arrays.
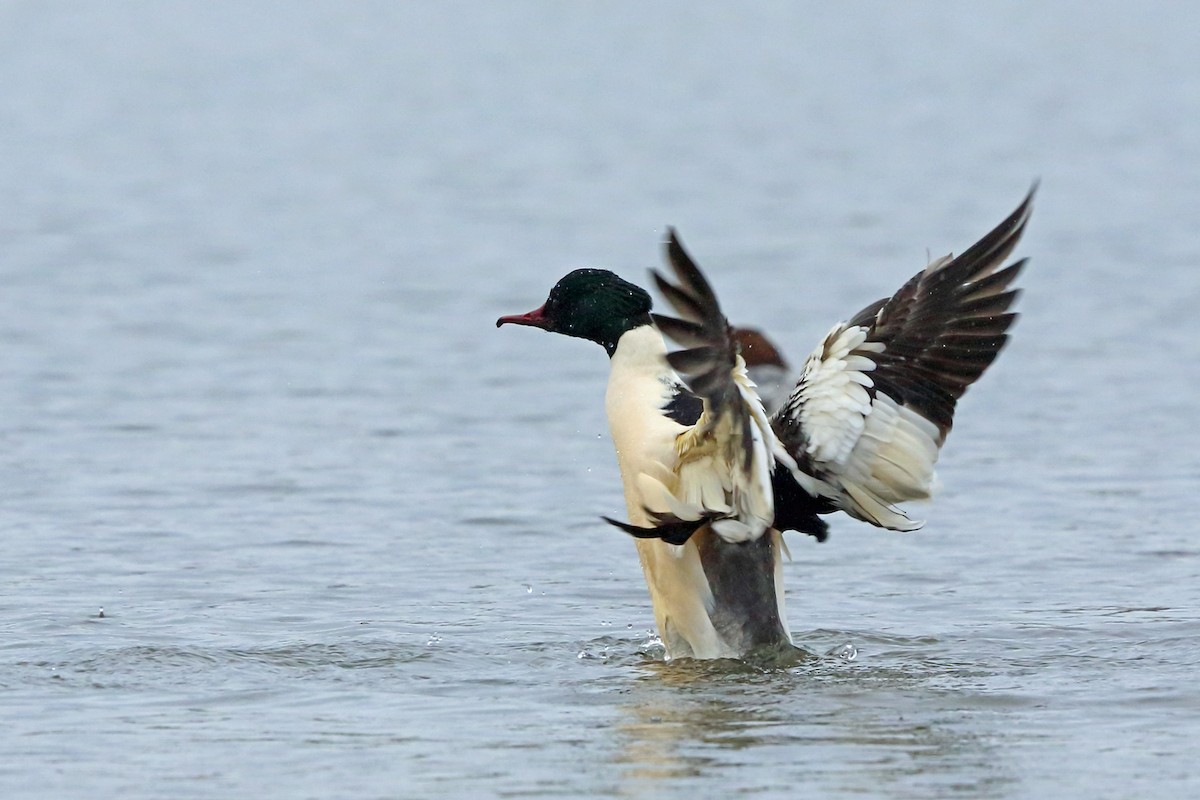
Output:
[[772, 187, 1034, 531], [620, 228, 785, 544]]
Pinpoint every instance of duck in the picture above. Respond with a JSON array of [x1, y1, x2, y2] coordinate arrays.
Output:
[[497, 188, 1034, 660]]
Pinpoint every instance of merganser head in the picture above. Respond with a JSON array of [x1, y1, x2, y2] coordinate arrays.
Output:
[[731, 327, 789, 370], [496, 268, 653, 356]]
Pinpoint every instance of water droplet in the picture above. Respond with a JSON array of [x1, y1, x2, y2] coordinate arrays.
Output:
[[827, 642, 857, 661], [426, 633, 442, 646]]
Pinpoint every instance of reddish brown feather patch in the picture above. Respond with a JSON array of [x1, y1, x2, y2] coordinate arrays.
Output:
[[733, 327, 789, 369]]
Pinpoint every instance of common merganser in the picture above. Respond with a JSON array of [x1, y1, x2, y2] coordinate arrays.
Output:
[[497, 189, 1034, 660]]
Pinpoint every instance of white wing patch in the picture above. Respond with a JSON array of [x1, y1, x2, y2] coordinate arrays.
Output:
[[789, 323, 941, 531], [796, 325, 880, 465], [666, 355, 781, 544]]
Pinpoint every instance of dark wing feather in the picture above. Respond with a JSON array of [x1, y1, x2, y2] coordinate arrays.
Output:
[[854, 189, 1033, 438], [651, 228, 740, 407]]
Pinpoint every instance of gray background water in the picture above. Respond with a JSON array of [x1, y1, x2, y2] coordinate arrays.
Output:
[[2, 2, 1198, 798]]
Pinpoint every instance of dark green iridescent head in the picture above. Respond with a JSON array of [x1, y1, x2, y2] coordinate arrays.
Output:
[[496, 269, 653, 356]]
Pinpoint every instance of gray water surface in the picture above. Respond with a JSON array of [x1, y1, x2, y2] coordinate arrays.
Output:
[[3, 3, 1199, 798]]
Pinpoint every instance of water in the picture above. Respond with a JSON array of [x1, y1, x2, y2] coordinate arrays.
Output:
[[2, 2, 1199, 797]]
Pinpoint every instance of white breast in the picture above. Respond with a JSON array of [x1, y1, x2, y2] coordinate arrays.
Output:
[[604, 326, 685, 508]]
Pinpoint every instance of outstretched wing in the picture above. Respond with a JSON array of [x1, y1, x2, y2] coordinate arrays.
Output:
[[608, 228, 786, 545], [772, 187, 1035, 531]]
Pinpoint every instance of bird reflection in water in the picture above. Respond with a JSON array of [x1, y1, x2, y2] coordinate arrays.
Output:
[[611, 653, 1015, 797]]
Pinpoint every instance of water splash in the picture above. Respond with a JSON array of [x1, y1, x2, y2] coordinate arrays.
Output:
[[827, 642, 858, 662]]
